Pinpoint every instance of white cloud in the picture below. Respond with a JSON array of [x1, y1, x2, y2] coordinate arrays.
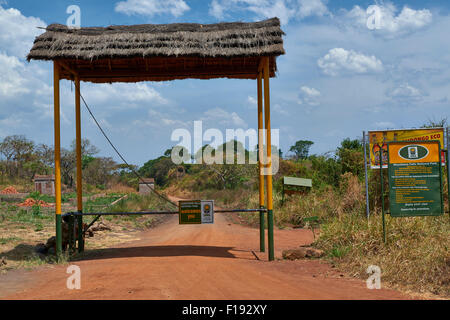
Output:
[[344, 3, 432, 36], [274, 103, 288, 115], [133, 109, 186, 128], [208, 0, 328, 25], [247, 95, 257, 107], [209, 0, 225, 20], [82, 83, 168, 107], [245, 0, 296, 25], [297, 0, 328, 19], [0, 53, 30, 97], [202, 107, 247, 128], [317, 48, 383, 76], [298, 86, 321, 106], [0, 5, 46, 58], [387, 83, 422, 101], [115, 0, 190, 17]]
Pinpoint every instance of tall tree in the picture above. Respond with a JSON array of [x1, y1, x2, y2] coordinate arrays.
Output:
[[289, 140, 314, 160]]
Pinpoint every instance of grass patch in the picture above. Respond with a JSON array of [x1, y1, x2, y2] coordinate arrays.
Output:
[[0, 237, 21, 245], [172, 171, 449, 298], [314, 212, 450, 297]]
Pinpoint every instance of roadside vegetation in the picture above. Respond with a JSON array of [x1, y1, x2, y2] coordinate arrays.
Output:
[[163, 130, 449, 297], [1, 120, 449, 296]]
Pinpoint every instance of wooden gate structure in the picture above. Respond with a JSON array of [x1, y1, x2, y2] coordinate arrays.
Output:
[[27, 18, 285, 261]]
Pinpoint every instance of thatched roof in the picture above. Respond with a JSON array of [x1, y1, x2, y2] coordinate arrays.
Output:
[[27, 18, 285, 83]]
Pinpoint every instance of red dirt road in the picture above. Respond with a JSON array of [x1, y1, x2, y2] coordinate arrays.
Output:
[[0, 201, 410, 300]]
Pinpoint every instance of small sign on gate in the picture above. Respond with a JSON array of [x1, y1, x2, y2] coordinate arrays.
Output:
[[179, 200, 214, 224]]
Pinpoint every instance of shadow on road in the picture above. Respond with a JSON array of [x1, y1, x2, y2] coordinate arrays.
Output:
[[73, 245, 256, 261]]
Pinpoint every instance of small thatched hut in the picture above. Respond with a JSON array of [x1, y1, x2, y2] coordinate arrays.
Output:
[[27, 17, 285, 83]]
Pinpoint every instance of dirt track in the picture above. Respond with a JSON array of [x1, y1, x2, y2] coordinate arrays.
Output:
[[0, 197, 410, 300]]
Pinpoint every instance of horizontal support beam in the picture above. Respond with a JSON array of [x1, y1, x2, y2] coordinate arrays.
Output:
[[64, 211, 179, 216], [62, 208, 267, 217]]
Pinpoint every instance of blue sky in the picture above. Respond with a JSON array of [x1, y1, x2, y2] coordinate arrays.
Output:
[[0, 0, 449, 166]]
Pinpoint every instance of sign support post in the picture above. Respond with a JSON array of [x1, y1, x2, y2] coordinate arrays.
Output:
[[446, 149, 450, 217], [379, 147, 386, 244], [447, 127, 450, 215], [363, 131, 370, 219]]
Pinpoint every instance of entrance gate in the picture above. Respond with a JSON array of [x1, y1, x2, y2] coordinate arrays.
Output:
[[27, 18, 285, 261]]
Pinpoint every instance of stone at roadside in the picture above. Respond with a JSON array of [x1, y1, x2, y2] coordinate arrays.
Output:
[[282, 247, 324, 260]]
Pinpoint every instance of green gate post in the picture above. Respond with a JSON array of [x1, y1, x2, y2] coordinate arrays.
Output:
[[267, 209, 274, 261], [56, 215, 62, 257], [446, 150, 450, 216], [68, 215, 74, 254], [379, 147, 386, 244], [77, 213, 84, 252], [260, 206, 265, 252]]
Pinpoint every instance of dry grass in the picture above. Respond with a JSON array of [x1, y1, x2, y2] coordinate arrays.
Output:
[[314, 212, 449, 297], [106, 183, 136, 194], [171, 172, 450, 297], [0, 191, 171, 273]]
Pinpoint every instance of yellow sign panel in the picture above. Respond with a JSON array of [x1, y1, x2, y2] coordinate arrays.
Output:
[[388, 141, 440, 164], [368, 128, 444, 168]]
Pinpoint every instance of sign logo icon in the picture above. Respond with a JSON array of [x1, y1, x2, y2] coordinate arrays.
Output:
[[408, 146, 418, 159], [398, 145, 428, 161]]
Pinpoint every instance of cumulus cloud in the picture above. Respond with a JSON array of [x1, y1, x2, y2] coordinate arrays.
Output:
[[115, 0, 190, 18], [81, 83, 169, 109], [317, 48, 383, 76], [202, 107, 247, 128], [387, 83, 422, 101], [273, 103, 288, 115], [209, 0, 225, 20], [0, 53, 30, 97], [133, 109, 186, 128], [344, 3, 432, 36], [0, 5, 53, 127], [297, 0, 328, 19], [0, 5, 46, 58], [208, 0, 328, 25], [247, 95, 257, 107], [298, 86, 321, 106]]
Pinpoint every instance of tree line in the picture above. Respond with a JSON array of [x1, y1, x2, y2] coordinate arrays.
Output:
[[0, 135, 118, 189]]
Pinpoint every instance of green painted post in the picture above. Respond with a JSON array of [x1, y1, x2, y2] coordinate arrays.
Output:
[[56, 215, 62, 256], [260, 206, 265, 252], [268, 209, 274, 261], [379, 147, 386, 244], [446, 150, 450, 216], [68, 215, 74, 254], [77, 213, 84, 252]]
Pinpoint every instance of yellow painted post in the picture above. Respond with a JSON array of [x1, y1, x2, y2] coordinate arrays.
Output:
[[53, 61, 62, 256], [263, 57, 274, 261], [257, 69, 265, 252], [75, 75, 84, 252]]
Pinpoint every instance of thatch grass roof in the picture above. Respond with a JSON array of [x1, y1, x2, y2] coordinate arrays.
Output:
[[27, 18, 285, 83]]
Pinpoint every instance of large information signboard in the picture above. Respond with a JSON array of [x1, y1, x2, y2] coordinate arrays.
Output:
[[388, 141, 443, 217], [179, 200, 214, 224], [369, 128, 445, 169]]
